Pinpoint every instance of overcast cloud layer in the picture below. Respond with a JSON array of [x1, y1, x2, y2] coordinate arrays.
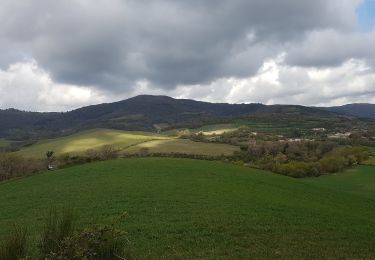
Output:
[[0, 0, 374, 111]]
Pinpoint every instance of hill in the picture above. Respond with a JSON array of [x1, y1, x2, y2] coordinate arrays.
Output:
[[0, 96, 263, 138], [0, 158, 374, 258], [319, 103, 375, 119], [2, 95, 368, 140]]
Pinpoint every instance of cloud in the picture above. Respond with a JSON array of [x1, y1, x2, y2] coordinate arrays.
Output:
[[170, 57, 375, 106], [0, 61, 109, 111], [0, 0, 374, 110], [285, 29, 375, 67]]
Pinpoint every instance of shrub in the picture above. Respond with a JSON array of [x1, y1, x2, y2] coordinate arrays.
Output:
[[46, 225, 130, 260], [0, 153, 45, 181], [0, 225, 27, 260], [99, 145, 120, 160], [138, 147, 150, 157], [1, 208, 131, 259], [274, 161, 320, 178], [85, 149, 101, 161], [319, 156, 347, 173]]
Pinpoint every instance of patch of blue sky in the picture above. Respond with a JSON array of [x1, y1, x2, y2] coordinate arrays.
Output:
[[357, 0, 375, 31]]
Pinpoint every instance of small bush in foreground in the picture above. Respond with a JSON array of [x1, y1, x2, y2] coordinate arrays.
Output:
[[0, 208, 131, 259], [46, 225, 130, 260]]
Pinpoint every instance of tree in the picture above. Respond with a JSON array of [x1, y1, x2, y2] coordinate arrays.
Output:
[[46, 151, 54, 160], [46, 151, 55, 170]]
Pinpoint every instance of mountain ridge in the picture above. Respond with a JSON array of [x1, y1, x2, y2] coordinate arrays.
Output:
[[318, 103, 375, 120], [0, 95, 373, 139]]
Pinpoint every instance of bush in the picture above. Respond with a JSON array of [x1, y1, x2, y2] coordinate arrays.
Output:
[[319, 156, 347, 173], [274, 161, 320, 178], [46, 225, 130, 260], [138, 147, 150, 157], [0, 153, 45, 181], [337, 146, 369, 164], [99, 145, 120, 160], [1, 207, 131, 259], [0, 225, 27, 260]]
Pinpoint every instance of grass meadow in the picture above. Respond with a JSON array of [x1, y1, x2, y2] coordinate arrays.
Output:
[[0, 158, 374, 258]]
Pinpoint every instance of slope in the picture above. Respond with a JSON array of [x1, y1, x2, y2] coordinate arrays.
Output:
[[0, 159, 374, 259], [17, 129, 239, 158]]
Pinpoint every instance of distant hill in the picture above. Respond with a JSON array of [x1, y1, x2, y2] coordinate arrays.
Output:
[[0, 95, 372, 139], [319, 104, 375, 120]]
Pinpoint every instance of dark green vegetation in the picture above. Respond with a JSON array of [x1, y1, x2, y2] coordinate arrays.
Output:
[[1, 208, 129, 259], [237, 141, 369, 177], [1, 158, 375, 259], [320, 103, 375, 119], [182, 124, 373, 177], [0, 95, 263, 138], [1, 95, 374, 141]]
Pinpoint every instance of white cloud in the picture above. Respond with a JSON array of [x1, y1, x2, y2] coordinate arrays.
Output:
[[170, 57, 375, 106], [1, 57, 374, 112], [0, 61, 109, 111]]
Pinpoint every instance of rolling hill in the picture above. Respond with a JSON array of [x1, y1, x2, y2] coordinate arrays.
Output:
[[2, 95, 372, 139], [0, 158, 375, 258], [319, 103, 375, 119]]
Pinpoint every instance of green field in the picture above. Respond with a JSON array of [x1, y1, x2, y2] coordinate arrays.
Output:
[[0, 158, 375, 259], [126, 138, 239, 155], [17, 129, 239, 158]]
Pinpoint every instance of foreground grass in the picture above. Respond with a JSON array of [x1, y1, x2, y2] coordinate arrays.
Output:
[[0, 159, 375, 258]]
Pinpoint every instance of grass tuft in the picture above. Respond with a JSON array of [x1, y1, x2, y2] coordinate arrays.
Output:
[[0, 225, 27, 260]]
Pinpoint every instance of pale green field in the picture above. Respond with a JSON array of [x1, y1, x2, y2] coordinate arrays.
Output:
[[164, 124, 238, 136], [192, 124, 238, 134], [17, 129, 167, 157], [126, 138, 239, 156], [0, 138, 11, 147], [17, 129, 239, 158]]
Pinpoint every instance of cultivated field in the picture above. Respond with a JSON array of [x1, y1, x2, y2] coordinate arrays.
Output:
[[17, 129, 163, 157], [0, 158, 374, 259], [126, 138, 239, 155], [16, 129, 239, 158]]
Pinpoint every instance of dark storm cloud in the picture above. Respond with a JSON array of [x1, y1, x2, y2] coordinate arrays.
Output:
[[285, 30, 375, 68], [0, 0, 363, 91]]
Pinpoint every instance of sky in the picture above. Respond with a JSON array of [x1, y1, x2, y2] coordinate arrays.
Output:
[[0, 0, 375, 111]]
